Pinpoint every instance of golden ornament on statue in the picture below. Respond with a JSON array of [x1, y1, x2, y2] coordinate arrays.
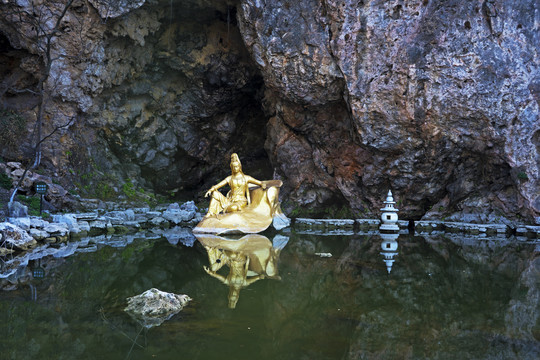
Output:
[[193, 153, 289, 234]]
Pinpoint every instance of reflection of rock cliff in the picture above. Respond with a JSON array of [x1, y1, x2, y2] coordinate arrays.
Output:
[[1, 0, 538, 221], [267, 234, 539, 359]]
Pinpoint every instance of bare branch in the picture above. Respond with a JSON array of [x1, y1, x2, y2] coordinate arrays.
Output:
[[3, 0, 80, 213], [4, 88, 39, 96], [38, 116, 76, 146]]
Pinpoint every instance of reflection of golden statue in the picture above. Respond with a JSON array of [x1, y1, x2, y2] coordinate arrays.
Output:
[[195, 233, 287, 309], [194, 153, 289, 234], [204, 250, 265, 309]]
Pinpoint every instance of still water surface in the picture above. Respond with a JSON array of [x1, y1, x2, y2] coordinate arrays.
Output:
[[1, 231, 538, 359]]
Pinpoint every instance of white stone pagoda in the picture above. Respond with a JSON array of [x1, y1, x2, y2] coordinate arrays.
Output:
[[380, 190, 399, 231]]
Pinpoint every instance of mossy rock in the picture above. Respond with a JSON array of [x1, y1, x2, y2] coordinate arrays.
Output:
[[114, 225, 130, 234]]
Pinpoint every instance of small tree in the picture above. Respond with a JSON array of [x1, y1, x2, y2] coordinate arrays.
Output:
[[1, 0, 135, 214], [1, 0, 77, 213]]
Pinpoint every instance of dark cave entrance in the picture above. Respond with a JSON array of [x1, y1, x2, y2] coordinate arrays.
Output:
[[128, 0, 272, 199], [0, 31, 40, 161], [0, 30, 40, 110]]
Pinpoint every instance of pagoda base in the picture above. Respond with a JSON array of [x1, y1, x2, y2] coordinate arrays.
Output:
[[379, 224, 400, 231]]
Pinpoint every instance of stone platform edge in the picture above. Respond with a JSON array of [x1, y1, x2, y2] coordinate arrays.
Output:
[[293, 218, 540, 239]]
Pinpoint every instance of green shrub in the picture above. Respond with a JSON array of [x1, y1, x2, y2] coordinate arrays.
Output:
[[122, 181, 137, 200], [517, 172, 528, 180], [96, 183, 115, 200], [0, 172, 12, 189], [18, 195, 42, 216]]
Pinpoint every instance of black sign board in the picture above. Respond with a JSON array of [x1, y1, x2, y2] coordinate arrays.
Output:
[[33, 267, 45, 279], [35, 182, 48, 195], [35, 182, 48, 215]]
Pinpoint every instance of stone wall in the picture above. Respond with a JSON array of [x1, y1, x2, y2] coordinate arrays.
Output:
[[0, 0, 271, 198], [238, 0, 539, 222], [0, 0, 538, 223]]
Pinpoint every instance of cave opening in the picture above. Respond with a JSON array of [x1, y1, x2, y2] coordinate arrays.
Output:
[[0, 32, 23, 104], [90, 0, 272, 201], [137, 0, 271, 198], [0, 32, 12, 52], [0, 31, 39, 110]]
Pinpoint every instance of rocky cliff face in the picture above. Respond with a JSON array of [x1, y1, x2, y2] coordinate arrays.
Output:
[[0, 0, 271, 199], [0, 0, 538, 222], [238, 0, 539, 222]]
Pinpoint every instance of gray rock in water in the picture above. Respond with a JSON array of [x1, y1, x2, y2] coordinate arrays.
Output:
[[43, 223, 69, 237], [8, 201, 28, 218], [28, 228, 49, 241], [149, 216, 167, 227], [166, 203, 181, 211], [0, 222, 36, 251], [53, 214, 77, 226], [162, 202, 196, 224], [8, 217, 32, 230], [52, 214, 81, 233], [180, 201, 198, 213], [124, 288, 191, 328], [273, 213, 291, 231], [103, 210, 135, 222]]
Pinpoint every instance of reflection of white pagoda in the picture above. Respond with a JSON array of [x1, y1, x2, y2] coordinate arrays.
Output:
[[380, 232, 399, 274]]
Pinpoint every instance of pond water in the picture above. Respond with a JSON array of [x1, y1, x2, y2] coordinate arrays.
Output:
[[1, 230, 538, 359]]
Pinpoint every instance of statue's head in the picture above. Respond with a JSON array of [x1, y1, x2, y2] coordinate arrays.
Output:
[[205, 246, 227, 272], [228, 285, 241, 309], [230, 153, 242, 174]]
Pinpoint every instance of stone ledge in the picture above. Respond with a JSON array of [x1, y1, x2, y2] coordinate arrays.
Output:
[[294, 229, 355, 236], [516, 225, 540, 237], [356, 219, 380, 229], [413, 220, 536, 238], [3, 208, 539, 257], [294, 218, 409, 233], [295, 218, 355, 230], [0, 202, 203, 254], [292, 218, 539, 239]]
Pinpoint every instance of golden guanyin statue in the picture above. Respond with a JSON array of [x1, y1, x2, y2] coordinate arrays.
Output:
[[195, 233, 288, 308], [193, 153, 289, 234]]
